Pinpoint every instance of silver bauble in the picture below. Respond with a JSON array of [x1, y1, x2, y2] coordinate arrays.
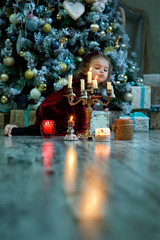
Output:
[[124, 92, 133, 102]]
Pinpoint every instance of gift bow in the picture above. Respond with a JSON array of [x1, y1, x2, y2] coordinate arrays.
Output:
[[130, 112, 150, 119]]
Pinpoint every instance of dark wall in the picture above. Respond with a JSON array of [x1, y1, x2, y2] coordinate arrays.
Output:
[[119, 0, 160, 74]]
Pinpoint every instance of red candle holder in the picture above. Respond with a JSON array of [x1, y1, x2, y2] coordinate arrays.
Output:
[[40, 120, 56, 138]]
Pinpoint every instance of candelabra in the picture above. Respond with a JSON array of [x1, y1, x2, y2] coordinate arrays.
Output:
[[65, 82, 113, 139]]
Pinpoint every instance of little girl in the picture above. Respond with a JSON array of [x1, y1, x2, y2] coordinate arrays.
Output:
[[4, 50, 112, 136]]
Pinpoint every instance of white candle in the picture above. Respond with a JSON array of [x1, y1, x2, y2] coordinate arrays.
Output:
[[87, 68, 92, 83], [95, 128, 110, 142], [107, 81, 111, 90], [81, 79, 85, 91], [68, 75, 73, 88], [93, 79, 98, 89]]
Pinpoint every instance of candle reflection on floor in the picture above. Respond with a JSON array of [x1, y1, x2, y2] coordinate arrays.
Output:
[[42, 141, 54, 175], [77, 167, 107, 221], [64, 146, 77, 194], [94, 143, 111, 160]]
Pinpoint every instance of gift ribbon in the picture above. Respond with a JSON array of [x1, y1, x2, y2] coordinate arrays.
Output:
[[0, 109, 10, 113], [24, 109, 29, 127], [130, 112, 149, 118], [140, 85, 145, 109]]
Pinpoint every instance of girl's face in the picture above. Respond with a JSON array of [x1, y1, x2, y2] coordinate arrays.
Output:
[[89, 57, 110, 84]]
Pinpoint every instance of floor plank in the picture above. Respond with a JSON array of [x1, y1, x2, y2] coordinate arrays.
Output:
[[0, 130, 160, 240]]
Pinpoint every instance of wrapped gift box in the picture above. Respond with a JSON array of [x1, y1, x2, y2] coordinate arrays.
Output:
[[0, 112, 10, 129], [151, 86, 160, 105], [143, 74, 160, 86], [130, 112, 149, 131], [147, 105, 160, 129], [90, 110, 110, 134], [131, 86, 151, 110], [10, 109, 36, 127]]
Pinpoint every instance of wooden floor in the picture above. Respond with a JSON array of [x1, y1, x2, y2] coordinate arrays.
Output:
[[0, 130, 160, 240]]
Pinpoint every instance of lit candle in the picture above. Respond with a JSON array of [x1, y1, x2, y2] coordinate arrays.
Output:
[[40, 120, 56, 138], [95, 128, 110, 141], [68, 75, 73, 88], [80, 79, 85, 91], [68, 116, 75, 128], [87, 67, 92, 83], [93, 76, 98, 89], [107, 81, 111, 90]]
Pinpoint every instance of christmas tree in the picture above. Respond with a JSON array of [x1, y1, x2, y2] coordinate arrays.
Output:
[[0, 0, 140, 113]]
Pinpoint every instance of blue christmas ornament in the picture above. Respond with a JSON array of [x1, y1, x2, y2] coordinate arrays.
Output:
[[26, 17, 39, 32], [51, 40, 60, 49], [104, 5, 112, 13], [47, 18, 52, 24], [64, 58, 71, 65], [10, 35, 17, 43], [100, 21, 105, 29], [130, 81, 135, 86]]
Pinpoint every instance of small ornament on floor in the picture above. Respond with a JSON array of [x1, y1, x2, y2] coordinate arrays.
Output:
[[64, 116, 78, 141]]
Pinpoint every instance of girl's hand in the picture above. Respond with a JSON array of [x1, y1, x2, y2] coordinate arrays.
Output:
[[4, 124, 18, 136]]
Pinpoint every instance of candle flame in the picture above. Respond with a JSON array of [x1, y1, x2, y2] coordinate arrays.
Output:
[[89, 67, 92, 71], [95, 76, 97, 80], [70, 116, 73, 121]]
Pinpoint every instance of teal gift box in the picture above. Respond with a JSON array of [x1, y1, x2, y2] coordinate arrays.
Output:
[[120, 112, 149, 131], [130, 112, 149, 131], [131, 86, 151, 110]]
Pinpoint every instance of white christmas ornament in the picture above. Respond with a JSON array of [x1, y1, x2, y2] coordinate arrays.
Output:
[[63, 1, 85, 20], [91, 2, 106, 12], [30, 88, 41, 100], [58, 78, 68, 87], [9, 13, 18, 24]]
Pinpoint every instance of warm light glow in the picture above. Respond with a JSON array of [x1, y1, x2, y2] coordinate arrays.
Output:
[[95, 128, 110, 136], [89, 67, 92, 72], [95, 76, 97, 80], [94, 144, 111, 159], [44, 120, 50, 126], [95, 128, 110, 142], [78, 168, 106, 220], [70, 116, 73, 121], [64, 147, 77, 194]]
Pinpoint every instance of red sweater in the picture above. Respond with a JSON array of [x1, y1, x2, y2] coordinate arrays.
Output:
[[35, 78, 87, 135]]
